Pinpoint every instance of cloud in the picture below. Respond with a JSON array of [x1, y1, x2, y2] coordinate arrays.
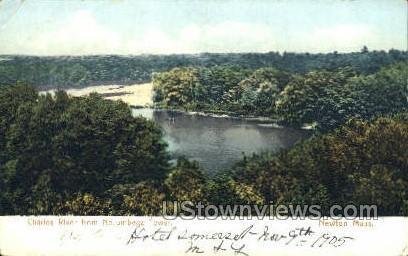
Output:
[[125, 22, 276, 54], [187, 22, 276, 53], [16, 10, 277, 55], [1, 10, 392, 55], [31, 10, 120, 55]]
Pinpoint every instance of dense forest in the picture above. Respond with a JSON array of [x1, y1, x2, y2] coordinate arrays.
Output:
[[228, 113, 408, 216], [0, 48, 407, 89], [153, 62, 407, 131], [0, 84, 407, 215]]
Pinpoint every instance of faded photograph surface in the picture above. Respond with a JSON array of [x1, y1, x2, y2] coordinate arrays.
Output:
[[0, 0, 407, 255]]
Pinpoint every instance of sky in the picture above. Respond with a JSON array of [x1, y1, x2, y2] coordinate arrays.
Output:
[[0, 0, 406, 55]]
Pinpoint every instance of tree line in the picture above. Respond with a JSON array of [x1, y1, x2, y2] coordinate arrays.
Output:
[[153, 62, 407, 132], [0, 49, 406, 89]]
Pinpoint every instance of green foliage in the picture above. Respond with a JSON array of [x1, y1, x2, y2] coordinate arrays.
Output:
[[277, 62, 408, 131], [206, 174, 265, 207], [345, 62, 408, 119], [107, 182, 166, 215], [351, 165, 407, 215], [1, 50, 406, 89], [1, 64, 407, 216], [276, 67, 358, 130], [199, 65, 252, 105], [153, 65, 287, 116], [152, 67, 200, 107], [0, 85, 169, 215], [153, 65, 252, 111], [0, 84, 38, 164], [229, 114, 408, 215], [164, 157, 207, 203], [57, 182, 166, 216], [224, 67, 287, 115], [154, 62, 406, 132], [57, 193, 113, 215]]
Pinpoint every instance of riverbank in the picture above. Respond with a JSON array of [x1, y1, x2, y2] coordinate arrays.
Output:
[[42, 83, 315, 130], [43, 83, 154, 107], [152, 108, 279, 122], [145, 108, 316, 130]]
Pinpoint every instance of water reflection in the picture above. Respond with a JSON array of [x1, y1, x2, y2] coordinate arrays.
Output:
[[132, 108, 311, 175]]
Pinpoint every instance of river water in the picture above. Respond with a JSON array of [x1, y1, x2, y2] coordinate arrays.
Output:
[[132, 108, 311, 175]]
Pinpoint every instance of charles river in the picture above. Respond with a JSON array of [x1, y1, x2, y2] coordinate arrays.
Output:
[[132, 108, 311, 175]]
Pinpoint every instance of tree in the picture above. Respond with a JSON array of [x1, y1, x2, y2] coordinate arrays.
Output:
[[276, 68, 357, 130], [206, 174, 265, 215], [346, 61, 408, 119], [56, 193, 113, 215], [107, 182, 165, 215], [233, 68, 287, 115], [225, 112, 407, 215], [165, 157, 207, 202], [152, 67, 200, 107], [0, 86, 170, 214]]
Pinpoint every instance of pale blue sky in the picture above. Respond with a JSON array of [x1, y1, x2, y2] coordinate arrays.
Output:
[[0, 0, 406, 55]]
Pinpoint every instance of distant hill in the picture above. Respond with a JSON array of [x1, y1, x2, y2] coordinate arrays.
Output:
[[0, 49, 406, 89]]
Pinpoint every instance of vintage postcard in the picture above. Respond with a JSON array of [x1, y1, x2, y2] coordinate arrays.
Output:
[[0, 0, 407, 255]]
